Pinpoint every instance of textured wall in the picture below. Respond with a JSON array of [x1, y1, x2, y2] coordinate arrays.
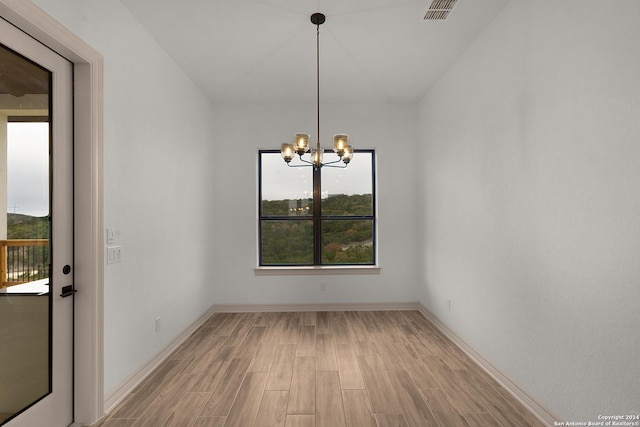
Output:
[[418, 0, 640, 420], [209, 103, 420, 306], [32, 0, 220, 395]]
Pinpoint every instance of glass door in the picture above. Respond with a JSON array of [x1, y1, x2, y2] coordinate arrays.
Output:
[[0, 16, 74, 427]]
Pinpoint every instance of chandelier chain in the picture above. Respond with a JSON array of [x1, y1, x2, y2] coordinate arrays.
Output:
[[316, 23, 320, 155]]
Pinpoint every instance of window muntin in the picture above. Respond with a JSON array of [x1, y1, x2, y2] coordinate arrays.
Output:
[[259, 150, 376, 266]]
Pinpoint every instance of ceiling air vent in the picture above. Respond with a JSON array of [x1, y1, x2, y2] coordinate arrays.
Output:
[[424, 0, 458, 20]]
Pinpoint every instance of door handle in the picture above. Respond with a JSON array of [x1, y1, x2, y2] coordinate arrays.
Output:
[[60, 285, 77, 298]]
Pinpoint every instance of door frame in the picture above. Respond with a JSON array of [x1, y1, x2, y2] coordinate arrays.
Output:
[[0, 1, 104, 425]]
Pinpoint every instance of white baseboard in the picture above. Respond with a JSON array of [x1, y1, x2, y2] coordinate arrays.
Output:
[[102, 306, 217, 415], [211, 302, 420, 312], [416, 304, 559, 426]]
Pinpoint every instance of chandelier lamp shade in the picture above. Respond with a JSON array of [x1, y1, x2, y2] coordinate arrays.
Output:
[[280, 13, 353, 169]]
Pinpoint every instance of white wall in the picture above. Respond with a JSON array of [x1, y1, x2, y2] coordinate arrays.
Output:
[[21, 0, 421, 397], [210, 103, 420, 305], [31, 0, 219, 394], [418, 0, 640, 421]]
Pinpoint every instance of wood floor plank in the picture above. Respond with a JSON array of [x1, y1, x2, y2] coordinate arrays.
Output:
[[371, 335, 400, 369], [191, 346, 238, 393], [281, 313, 301, 344], [357, 311, 384, 333], [96, 312, 543, 427], [302, 311, 317, 326], [266, 344, 296, 391], [419, 388, 469, 427], [100, 420, 138, 427], [208, 313, 240, 336], [256, 390, 289, 427], [288, 356, 316, 414], [334, 343, 365, 389], [353, 340, 377, 357], [249, 342, 275, 373], [342, 389, 375, 427], [316, 312, 332, 334], [437, 342, 471, 371], [435, 368, 487, 414], [393, 341, 442, 389], [224, 372, 269, 427], [192, 417, 226, 427], [233, 326, 267, 358], [330, 312, 351, 344], [456, 368, 535, 427], [257, 313, 283, 342], [315, 334, 338, 372], [377, 312, 405, 343], [462, 411, 502, 427], [183, 335, 228, 374], [199, 357, 251, 417], [162, 392, 210, 427], [112, 359, 187, 419], [357, 355, 402, 413], [344, 311, 368, 337], [131, 374, 198, 427], [316, 372, 346, 427], [296, 325, 316, 357], [399, 311, 426, 325], [171, 327, 215, 361], [386, 368, 439, 426], [223, 315, 256, 346], [285, 415, 315, 427], [350, 317, 377, 356], [253, 312, 276, 327], [373, 413, 408, 427], [203, 345, 237, 374]]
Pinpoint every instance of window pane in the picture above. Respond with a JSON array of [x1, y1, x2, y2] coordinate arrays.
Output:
[[321, 220, 374, 264], [261, 152, 312, 216], [321, 151, 373, 216], [261, 220, 313, 265]]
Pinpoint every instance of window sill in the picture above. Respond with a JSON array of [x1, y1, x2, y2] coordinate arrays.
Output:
[[254, 265, 381, 276]]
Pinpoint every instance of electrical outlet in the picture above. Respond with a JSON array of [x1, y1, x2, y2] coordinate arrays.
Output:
[[107, 246, 122, 264], [155, 317, 161, 333]]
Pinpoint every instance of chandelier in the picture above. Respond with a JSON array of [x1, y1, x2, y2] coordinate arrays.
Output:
[[280, 13, 353, 169]]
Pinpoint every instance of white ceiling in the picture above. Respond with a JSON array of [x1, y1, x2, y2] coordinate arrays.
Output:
[[121, 0, 509, 104]]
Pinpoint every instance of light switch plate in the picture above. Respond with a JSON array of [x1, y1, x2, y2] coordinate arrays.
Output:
[[106, 228, 121, 245]]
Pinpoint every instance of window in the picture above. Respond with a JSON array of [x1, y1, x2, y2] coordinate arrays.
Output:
[[259, 150, 376, 266]]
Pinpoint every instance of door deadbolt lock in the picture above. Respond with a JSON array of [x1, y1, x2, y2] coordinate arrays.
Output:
[[62, 265, 71, 275]]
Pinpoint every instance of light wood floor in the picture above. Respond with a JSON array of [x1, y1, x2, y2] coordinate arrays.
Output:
[[94, 311, 544, 427]]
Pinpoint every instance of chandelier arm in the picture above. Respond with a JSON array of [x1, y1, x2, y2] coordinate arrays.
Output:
[[285, 155, 315, 167], [322, 158, 344, 166], [322, 162, 348, 169], [286, 163, 314, 168], [299, 154, 314, 165]]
